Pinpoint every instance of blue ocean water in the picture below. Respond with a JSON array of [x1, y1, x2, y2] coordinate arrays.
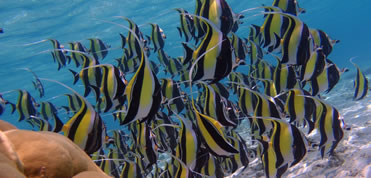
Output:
[[0, 0, 370, 176]]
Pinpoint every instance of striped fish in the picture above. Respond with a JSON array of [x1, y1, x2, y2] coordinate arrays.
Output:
[[15, 90, 38, 122], [120, 21, 162, 125], [199, 0, 235, 34], [149, 23, 166, 52], [192, 99, 238, 156], [49, 39, 69, 70], [190, 15, 234, 83], [69, 52, 102, 100], [88, 38, 109, 61], [350, 58, 369, 101], [40, 79, 106, 154], [68, 41, 88, 67], [310, 29, 339, 56], [39, 101, 63, 133], [175, 8, 195, 42]]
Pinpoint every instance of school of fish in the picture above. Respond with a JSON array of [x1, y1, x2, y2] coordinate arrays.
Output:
[[0, 0, 369, 177]]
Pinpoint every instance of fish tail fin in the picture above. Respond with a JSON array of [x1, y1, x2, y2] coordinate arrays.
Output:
[[69, 69, 79, 85], [176, 27, 183, 38], [66, 55, 72, 64], [119, 33, 126, 49], [181, 42, 194, 67], [8, 102, 16, 114]]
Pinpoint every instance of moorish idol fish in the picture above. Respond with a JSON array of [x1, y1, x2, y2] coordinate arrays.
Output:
[[116, 48, 140, 74], [41, 78, 106, 154], [312, 99, 344, 158], [39, 101, 63, 133], [248, 24, 263, 46], [201, 83, 237, 127], [272, 0, 305, 16], [121, 17, 146, 59], [62, 93, 82, 115], [149, 23, 166, 52], [120, 160, 143, 178], [99, 148, 120, 177], [350, 58, 369, 101], [49, 39, 69, 70], [134, 121, 158, 170], [69, 51, 102, 100], [175, 8, 195, 42], [278, 11, 311, 65], [68, 41, 88, 67], [310, 29, 339, 56], [230, 33, 247, 68], [175, 115, 200, 171], [272, 57, 297, 94], [260, 6, 286, 53], [189, 14, 234, 83], [192, 98, 238, 156], [199, 0, 235, 34], [88, 38, 110, 61], [258, 118, 308, 178], [309, 59, 347, 96], [161, 79, 185, 115], [15, 89, 38, 122], [300, 48, 326, 82], [20, 67, 45, 98], [284, 89, 315, 133], [119, 19, 162, 125], [83, 64, 127, 112]]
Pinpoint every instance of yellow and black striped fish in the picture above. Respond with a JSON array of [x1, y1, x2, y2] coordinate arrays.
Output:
[[134, 121, 158, 170], [99, 148, 120, 177], [120, 21, 162, 125], [278, 12, 311, 65], [310, 29, 339, 56], [309, 59, 346, 96], [88, 38, 109, 61], [201, 83, 237, 127], [258, 118, 308, 178], [120, 160, 143, 178], [300, 48, 326, 82], [116, 48, 140, 74], [191, 15, 234, 83], [149, 23, 166, 52], [69, 52, 102, 100], [273, 0, 305, 15], [68, 41, 88, 67], [175, 115, 199, 171], [0, 95, 15, 116], [350, 59, 369, 101], [62, 93, 82, 115], [161, 79, 185, 115], [199, 0, 235, 34], [284, 89, 315, 133], [49, 39, 69, 70], [272, 58, 297, 94], [121, 17, 146, 59], [15, 89, 38, 122], [192, 98, 238, 156], [312, 99, 344, 158], [175, 8, 195, 42], [92, 64, 127, 112], [260, 6, 286, 53], [39, 101, 63, 133], [40, 79, 106, 155]]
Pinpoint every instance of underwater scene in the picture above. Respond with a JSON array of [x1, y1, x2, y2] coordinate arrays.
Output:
[[0, 0, 370, 177]]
